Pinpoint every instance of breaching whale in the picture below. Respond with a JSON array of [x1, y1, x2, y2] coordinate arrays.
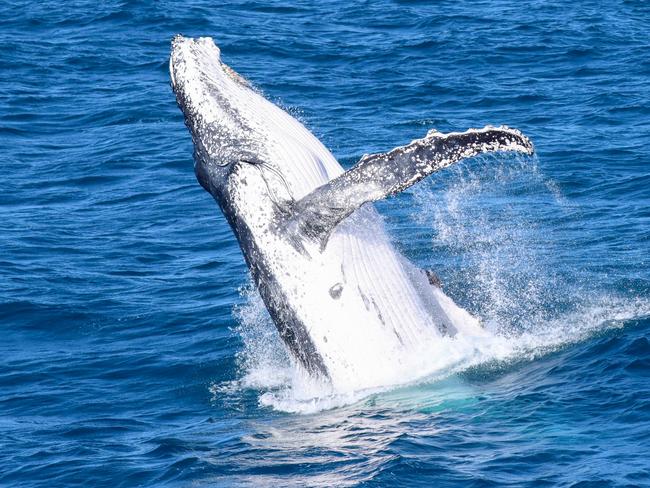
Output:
[[170, 35, 534, 389]]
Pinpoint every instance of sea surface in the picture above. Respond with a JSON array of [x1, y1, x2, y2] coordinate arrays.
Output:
[[2, 0, 649, 486]]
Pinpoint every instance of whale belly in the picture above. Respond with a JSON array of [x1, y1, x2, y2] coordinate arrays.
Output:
[[295, 206, 482, 389], [226, 144, 485, 389]]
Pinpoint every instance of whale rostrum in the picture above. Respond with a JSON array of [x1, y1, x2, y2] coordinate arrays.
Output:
[[170, 35, 534, 387]]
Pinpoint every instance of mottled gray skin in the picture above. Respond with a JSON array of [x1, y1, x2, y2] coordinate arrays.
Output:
[[170, 36, 330, 376], [215, 181, 330, 377], [169, 35, 534, 380], [190, 135, 331, 377]]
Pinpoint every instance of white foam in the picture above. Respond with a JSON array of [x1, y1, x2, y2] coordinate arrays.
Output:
[[225, 285, 648, 414], [208, 154, 649, 414]]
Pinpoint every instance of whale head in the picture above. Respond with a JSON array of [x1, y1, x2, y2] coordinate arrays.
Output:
[[170, 35, 344, 225], [170, 35, 274, 197]]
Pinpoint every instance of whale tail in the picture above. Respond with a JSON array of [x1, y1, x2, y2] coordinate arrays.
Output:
[[281, 125, 534, 250]]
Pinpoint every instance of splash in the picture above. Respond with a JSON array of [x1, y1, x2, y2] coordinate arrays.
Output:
[[215, 154, 649, 414]]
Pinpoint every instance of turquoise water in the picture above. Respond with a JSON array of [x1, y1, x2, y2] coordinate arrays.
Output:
[[1, 0, 649, 486]]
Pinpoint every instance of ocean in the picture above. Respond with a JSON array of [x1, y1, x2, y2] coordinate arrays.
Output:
[[1, 0, 649, 486]]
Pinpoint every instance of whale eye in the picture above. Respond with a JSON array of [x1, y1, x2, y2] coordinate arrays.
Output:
[[240, 158, 264, 166], [329, 283, 343, 299]]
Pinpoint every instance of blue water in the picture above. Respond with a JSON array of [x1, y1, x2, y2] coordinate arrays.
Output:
[[2, 0, 649, 486]]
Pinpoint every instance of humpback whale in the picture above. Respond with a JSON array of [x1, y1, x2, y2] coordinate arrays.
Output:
[[170, 35, 534, 389]]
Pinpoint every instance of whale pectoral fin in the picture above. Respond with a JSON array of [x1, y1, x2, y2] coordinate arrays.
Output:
[[284, 125, 534, 250]]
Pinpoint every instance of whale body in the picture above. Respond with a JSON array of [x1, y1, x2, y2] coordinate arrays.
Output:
[[169, 36, 534, 389]]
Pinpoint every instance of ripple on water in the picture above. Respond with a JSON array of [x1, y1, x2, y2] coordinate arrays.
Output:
[[1, 0, 649, 486]]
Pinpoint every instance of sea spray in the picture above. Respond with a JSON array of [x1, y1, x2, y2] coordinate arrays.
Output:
[[222, 154, 650, 413]]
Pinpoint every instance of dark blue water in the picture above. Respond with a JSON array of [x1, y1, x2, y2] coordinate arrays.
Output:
[[2, 0, 649, 486]]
